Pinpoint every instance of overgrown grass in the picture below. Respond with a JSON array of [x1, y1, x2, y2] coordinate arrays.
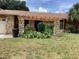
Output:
[[0, 33, 79, 59]]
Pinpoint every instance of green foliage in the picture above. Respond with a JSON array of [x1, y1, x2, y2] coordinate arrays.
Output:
[[37, 22, 53, 34], [69, 3, 79, 21], [44, 22, 54, 35], [37, 22, 45, 33], [68, 3, 79, 33], [0, 0, 29, 11], [66, 24, 79, 33], [22, 31, 51, 39], [24, 31, 36, 39], [22, 22, 54, 39], [24, 24, 35, 34]]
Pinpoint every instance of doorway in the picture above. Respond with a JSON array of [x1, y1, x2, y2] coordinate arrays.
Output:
[[35, 21, 42, 31], [0, 18, 6, 34], [24, 20, 29, 28], [14, 16, 19, 29]]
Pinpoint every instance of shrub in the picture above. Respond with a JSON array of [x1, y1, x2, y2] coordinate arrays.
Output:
[[37, 22, 45, 33], [36, 32, 43, 39], [21, 23, 53, 39], [43, 32, 51, 38], [24, 24, 35, 34], [66, 24, 79, 33], [22, 31, 51, 39], [44, 23, 54, 35]]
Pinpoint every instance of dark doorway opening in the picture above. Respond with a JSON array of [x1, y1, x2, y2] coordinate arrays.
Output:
[[60, 19, 66, 29], [64, 19, 67, 29], [14, 16, 19, 29], [13, 16, 19, 37], [60, 20, 63, 29], [24, 20, 29, 27], [35, 21, 42, 31]]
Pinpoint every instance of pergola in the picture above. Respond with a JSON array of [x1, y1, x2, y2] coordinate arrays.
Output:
[[0, 10, 68, 35]]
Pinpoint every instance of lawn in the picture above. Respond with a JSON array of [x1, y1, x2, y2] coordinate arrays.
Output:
[[0, 33, 79, 59]]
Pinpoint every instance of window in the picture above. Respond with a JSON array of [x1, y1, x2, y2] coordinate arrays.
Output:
[[2, 19, 6, 21], [0, 18, 6, 21]]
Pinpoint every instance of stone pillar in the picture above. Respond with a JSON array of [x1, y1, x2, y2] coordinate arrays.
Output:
[[53, 20, 60, 35], [29, 20, 35, 28], [6, 16, 14, 34], [18, 16, 24, 35]]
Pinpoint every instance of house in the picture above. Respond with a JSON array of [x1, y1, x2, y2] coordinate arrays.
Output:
[[0, 10, 68, 35]]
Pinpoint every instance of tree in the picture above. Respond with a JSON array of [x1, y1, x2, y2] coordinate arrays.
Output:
[[0, 0, 29, 11], [69, 3, 79, 21], [68, 3, 79, 33]]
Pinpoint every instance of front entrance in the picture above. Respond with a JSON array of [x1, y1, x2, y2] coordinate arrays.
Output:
[[0, 19, 6, 34]]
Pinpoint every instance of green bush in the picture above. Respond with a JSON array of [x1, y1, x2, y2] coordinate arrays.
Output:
[[66, 24, 79, 33], [22, 31, 51, 39], [37, 22, 53, 34], [44, 23, 54, 35], [21, 23, 53, 39], [43, 32, 51, 38], [37, 22, 45, 33], [36, 32, 43, 39], [24, 24, 35, 34]]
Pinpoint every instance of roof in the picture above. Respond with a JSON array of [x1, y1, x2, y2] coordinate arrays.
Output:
[[0, 10, 68, 21]]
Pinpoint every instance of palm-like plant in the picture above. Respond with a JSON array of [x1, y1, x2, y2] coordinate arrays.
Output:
[[68, 3, 79, 33], [69, 3, 79, 21]]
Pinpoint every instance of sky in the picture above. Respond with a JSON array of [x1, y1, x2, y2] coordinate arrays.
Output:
[[22, 0, 79, 13]]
